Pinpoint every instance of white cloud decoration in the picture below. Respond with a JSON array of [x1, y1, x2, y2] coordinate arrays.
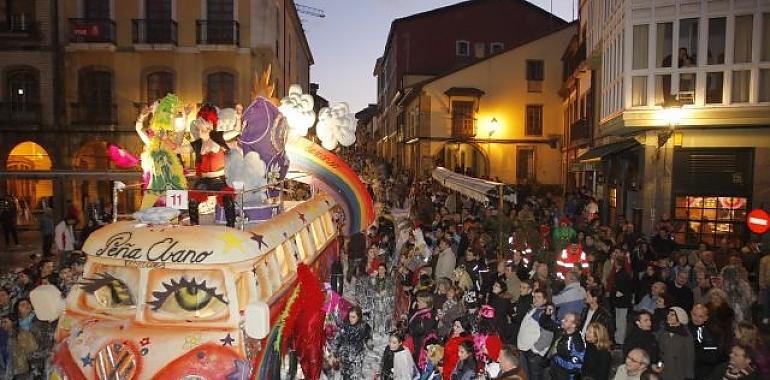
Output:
[[278, 84, 316, 137], [316, 102, 356, 150], [225, 150, 268, 204], [216, 107, 239, 132]]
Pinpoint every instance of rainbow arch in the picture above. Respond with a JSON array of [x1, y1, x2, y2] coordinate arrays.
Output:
[[286, 137, 375, 235]]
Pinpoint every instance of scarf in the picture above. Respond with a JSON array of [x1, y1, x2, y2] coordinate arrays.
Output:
[[18, 312, 35, 331], [664, 323, 689, 337]]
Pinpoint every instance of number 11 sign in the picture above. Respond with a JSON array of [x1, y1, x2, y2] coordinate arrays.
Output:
[[166, 190, 189, 210]]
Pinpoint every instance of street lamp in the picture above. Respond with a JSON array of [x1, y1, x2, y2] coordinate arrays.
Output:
[[658, 99, 683, 147], [487, 117, 498, 177], [174, 111, 186, 132]]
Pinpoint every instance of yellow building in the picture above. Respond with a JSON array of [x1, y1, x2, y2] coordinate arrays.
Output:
[[399, 23, 576, 185], [1, 0, 312, 222]]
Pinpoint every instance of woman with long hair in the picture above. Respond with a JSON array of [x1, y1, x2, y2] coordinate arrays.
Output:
[[443, 318, 473, 380], [706, 287, 736, 333], [450, 340, 477, 380], [582, 322, 612, 380], [331, 306, 372, 379]]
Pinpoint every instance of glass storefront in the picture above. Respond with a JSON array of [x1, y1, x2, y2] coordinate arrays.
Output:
[[673, 195, 747, 246]]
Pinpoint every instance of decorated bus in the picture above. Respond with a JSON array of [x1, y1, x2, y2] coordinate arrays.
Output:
[[32, 75, 374, 380]]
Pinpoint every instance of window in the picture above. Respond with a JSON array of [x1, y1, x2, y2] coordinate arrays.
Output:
[[206, 72, 235, 107], [656, 22, 673, 67], [78, 69, 113, 122], [706, 72, 724, 104], [456, 40, 470, 56], [516, 148, 535, 183], [631, 76, 647, 106], [84, 0, 110, 18], [7, 0, 34, 31], [734, 15, 753, 64], [678, 18, 698, 67], [207, 0, 234, 20], [526, 60, 544, 81], [632, 25, 649, 69], [146, 71, 174, 102], [762, 13, 770, 61], [525, 105, 543, 136], [654, 74, 672, 105], [451, 101, 475, 136], [679, 73, 696, 104], [146, 0, 171, 19], [732, 71, 751, 103], [760, 69, 770, 102], [6, 68, 39, 111], [490, 42, 504, 54], [673, 196, 747, 246], [707, 17, 726, 64]]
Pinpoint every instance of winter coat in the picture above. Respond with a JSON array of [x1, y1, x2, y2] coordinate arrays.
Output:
[[689, 322, 728, 380], [516, 306, 554, 356], [610, 269, 633, 309], [579, 305, 613, 337], [655, 326, 695, 380], [581, 343, 611, 380], [552, 282, 586, 321], [381, 346, 418, 380], [332, 320, 371, 358], [435, 247, 457, 281], [450, 358, 477, 380]]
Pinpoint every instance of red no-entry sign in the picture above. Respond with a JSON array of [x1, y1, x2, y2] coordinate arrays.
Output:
[[747, 209, 770, 234]]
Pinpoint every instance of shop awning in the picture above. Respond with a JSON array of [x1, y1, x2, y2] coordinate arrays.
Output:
[[431, 167, 506, 203], [576, 140, 639, 162]]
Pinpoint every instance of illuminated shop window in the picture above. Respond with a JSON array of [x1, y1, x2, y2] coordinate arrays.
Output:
[[673, 196, 747, 246]]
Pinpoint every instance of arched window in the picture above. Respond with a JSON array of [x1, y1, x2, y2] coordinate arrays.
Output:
[[6, 68, 39, 112], [206, 71, 235, 107], [76, 69, 114, 124], [147, 71, 174, 102]]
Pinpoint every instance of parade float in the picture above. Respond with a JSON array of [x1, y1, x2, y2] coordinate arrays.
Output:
[[32, 71, 374, 380]]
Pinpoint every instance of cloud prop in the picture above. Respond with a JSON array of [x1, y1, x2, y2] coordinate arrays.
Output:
[[278, 84, 316, 137], [216, 107, 239, 132], [225, 149, 268, 204], [315, 102, 356, 150]]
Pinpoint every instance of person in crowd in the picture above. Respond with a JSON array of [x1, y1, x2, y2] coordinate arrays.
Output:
[[580, 286, 612, 338], [614, 348, 650, 380], [689, 303, 728, 379], [517, 289, 554, 380], [450, 340, 476, 380], [437, 285, 465, 340], [707, 344, 761, 380], [650, 229, 676, 260], [582, 322, 612, 380], [0, 195, 19, 247], [443, 318, 473, 380], [541, 310, 585, 380], [380, 331, 417, 380], [0, 289, 11, 320], [331, 306, 372, 379], [720, 265, 755, 326], [373, 263, 396, 334], [510, 280, 533, 345], [655, 306, 695, 380], [607, 249, 633, 344], [474, 306, 503, 368], [36, 206, 54, 258], [692, 270, 713, 305], [435, 238, 456, 282], [54, 217, 77, 271], [734, 322, 770, 376], [408, 294, 438, 370], [624, 311, 660, 367], [635, 281, 666, 314], [759, 250, 770, 326], [487, 280, 512, 337], [495, 344, 526, 380], [552, 271, 586, 322], [667, 269, 694, 312]]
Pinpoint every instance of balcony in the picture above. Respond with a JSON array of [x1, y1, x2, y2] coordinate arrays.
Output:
[[132, 19, 178, 45], [451, 114, 477, 138], [570, 118, 590, 143], [69, 18, 116, 43], [196, 20, 239, 45], [70, 102, 117, 125], [0, 102, 42, 125], [0, 17, 40, 46]]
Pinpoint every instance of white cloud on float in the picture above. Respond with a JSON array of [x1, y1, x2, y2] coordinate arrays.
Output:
[[278, 84, 316, 137], [217, 108, 239, 132], [316, 102, 356, 150], [225, 150, 268, 204]]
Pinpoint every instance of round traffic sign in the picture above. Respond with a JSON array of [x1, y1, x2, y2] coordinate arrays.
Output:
[[747, 208, 770, 234]]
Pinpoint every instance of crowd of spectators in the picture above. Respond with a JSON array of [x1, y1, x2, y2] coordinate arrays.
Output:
[[330, 151, 770, 380]]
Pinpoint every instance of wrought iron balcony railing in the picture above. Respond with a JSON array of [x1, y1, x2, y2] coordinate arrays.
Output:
[[0, 102, 42, 124], [196, 20, 239, 45], [132, 19, 178, 45]]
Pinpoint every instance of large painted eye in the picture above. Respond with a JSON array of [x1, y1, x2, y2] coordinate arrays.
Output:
[[149, 278, 228, 318], [81, 273, 135, 309]]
